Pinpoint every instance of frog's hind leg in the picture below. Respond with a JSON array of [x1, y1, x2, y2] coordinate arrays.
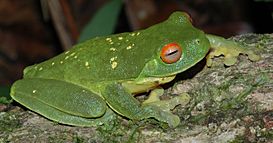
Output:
[[102, 83, 189, 127], [11, 78, 112, 127]]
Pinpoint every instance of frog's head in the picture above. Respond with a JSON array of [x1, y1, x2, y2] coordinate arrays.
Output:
[[138, 12, 210, 80]]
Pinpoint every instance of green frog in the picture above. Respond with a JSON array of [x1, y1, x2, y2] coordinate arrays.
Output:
[[10, 12, 260, 127]]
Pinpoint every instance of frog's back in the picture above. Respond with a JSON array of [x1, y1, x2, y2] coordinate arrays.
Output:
[[23, 11, 202, 86], [23, 31, 158, 84]]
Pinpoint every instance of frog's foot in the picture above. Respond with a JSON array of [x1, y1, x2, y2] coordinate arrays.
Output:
[[102, 84, 190, 127], [143, 87, 190, 112], [142, 87, 164, 104], [142, 87, 190, 127], [206, 34, 260, 67], [140, 104, 181, 127]]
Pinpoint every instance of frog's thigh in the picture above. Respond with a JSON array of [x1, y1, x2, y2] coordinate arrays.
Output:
[[15, 92, 113, 127], [11, 78, 107, 119], [101, 83, 181, 127]]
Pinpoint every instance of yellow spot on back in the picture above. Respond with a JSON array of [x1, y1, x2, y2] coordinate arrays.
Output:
[[136, 32, 140, 36], [70, 52, 76, 57], [110, 48, 116, 51], [38, 67, 43, 71], [51, 62, 55, 66], [65, 51, 70, 54], [126, 46, 132, 50], [118, 37, 123, 40], [110, 56, 118, 69], [60, 61, 64, 64], [65, 56, 69, 60], [130, 33, 135, 36], [111, 62, 118, 69], [110, 56, 117, 62], [85, 61, 89, 66], [106, 38, 111, 41], [32, 90, 37, 93], [74, 56, 78, 59]]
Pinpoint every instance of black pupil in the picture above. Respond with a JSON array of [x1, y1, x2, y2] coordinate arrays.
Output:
[[166, 49, 178, 56]]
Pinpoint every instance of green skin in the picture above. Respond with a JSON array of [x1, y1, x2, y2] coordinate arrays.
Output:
[[10, 12, 260, 127]]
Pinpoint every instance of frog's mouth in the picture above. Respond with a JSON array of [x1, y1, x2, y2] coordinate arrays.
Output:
[[135, 75, 176, 85], [123, 75, 176, 94]]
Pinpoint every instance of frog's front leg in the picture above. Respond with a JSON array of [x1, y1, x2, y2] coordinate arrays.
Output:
[[206, 34, 260, 66], [101, 83, 186, 127]]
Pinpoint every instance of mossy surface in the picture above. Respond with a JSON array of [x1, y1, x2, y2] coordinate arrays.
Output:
[[1, 34, 272, 142]]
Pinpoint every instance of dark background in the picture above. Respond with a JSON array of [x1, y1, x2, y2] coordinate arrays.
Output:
[[0, 0, 272, 86]]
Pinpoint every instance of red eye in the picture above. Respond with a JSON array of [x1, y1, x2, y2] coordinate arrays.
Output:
[[160, 43, 182, 64]]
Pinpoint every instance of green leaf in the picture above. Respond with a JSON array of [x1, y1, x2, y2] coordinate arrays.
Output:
[[0, 86, 12, 104], [78, 0, 123, 42]]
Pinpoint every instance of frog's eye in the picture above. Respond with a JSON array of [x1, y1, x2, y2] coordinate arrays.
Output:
[[160, 43, 182, 64]]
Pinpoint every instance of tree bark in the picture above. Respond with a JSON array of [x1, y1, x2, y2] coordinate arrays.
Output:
[[1, 33, 272, 143]]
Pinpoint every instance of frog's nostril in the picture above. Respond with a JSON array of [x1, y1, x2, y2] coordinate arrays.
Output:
[[196, 39, 200, 44]]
